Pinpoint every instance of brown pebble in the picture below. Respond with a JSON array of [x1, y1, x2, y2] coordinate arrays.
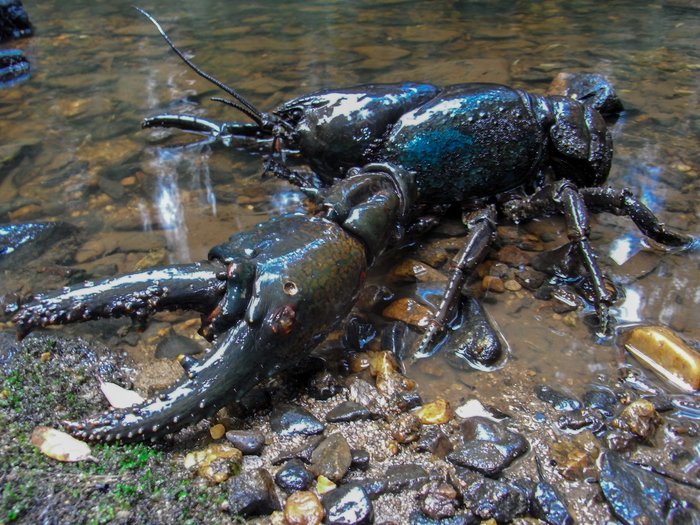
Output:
[[209, 424, 226, 440], [495, 245, 530, 266], [504, 279, 522, 292], [120, 175, 137, 186], [284, 491, 324, 525], [482, 275, 505, 293], [382, 298, 432, 328], [40, 352, 52, 363], [391, 412, 422, 443]]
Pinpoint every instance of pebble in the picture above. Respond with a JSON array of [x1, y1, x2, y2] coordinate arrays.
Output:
[[549, 431, 600, 480], [481, 275, 505, 293], [382, 297, 432, 328], [415, 399, 454, 425], [270, 404, 325, 436], [322, 484, 374, 525], [390, 258, 448, 283], [183, 443, 242, 485], [326, 401, 373, 423], [447, 418, 529, 476], [225, 429, 266, 455], [315, 475, 337, 495], [309, 433, 353, 482], [599, 451, 671, 525], [514, 268, 547, 290], [209, 424, 226, 440], [275, 459, 314, 492], [350, 449, 370, 471], [495, 245, 530, 266], [455, 470, 528, 522], [391, 412, 422, 444], [531, 480, 573, 525], [272, 435, 324, 466], [342, 315, 377, 351], [609, 399, 660, 441], [622, 325, 700, 392], [154, 332, 203, 359], [408, 511, 478, 524], [227, 468, 281, 517], [306, 369, 342, 400], [415, 427, 454, 459], [284, 491, 324, 525], [582, 389, 618, 418], [535, 385, 582, 412], [503, 279, 523, 292], [419, 482, 459, 519]]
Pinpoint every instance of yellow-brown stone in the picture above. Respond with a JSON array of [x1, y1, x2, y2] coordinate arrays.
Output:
[[415, 399, 454, 425], [622, 325, 700, 392], [284, 491, 324, 525]]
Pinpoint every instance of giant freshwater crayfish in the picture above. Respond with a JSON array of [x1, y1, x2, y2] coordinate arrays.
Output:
[[7, 9, 694, 443]]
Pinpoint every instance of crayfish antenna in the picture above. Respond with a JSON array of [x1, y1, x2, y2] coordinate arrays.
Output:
[[134, 6, 266, 127]]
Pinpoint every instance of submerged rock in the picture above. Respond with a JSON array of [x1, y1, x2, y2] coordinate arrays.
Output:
[[535, 385, 582, 412], [621, 325, 700, 392], [447, 417, 529, 476], [0, 0, 32, 42], [0, 221, 78, 270], [598, 451, 671, 525]]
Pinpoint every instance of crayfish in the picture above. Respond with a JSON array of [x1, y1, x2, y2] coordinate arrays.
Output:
[[6, 9, 693, 442]]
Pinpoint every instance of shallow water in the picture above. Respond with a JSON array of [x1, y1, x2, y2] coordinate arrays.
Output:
[[1, 1, 698, 411]]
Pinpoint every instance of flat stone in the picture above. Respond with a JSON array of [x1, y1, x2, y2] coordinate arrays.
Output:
[[599, 451, 670, 525], [270, 404, 325, 436], [225, 430, 266, 455], [448, 418, 529, 476], [326, 400, 372, 423]]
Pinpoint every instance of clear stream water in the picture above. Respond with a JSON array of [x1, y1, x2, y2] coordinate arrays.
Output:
[[0, 1, 698, 411]]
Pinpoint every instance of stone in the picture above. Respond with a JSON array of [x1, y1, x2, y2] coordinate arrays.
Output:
[[307, 369, 342, 400], [227, 468, 281, 517], [599, 451, 671, 525], [309, 433, 353, 482], [609, 399, 660, 441], [225, 429, 266, 455], [456, 471, 528, 523], [272, 435, 324, 465], [326, 401, 372, 423], [416, 427, 454, 459], [350, 449, 370, 471], [415, 399, 454, 425], [481, 275, 505, 293], [447, 418, 529, 476], [582, 389, 618, 417], [622, 325, 700, 392], [549, 431, 600, 480], [419, 482, 459, 519], [275, 459, 314, 492], [382, 297, 432, 328], [183, 443, 242, 485], [531, 481, 573, 525], [284, 491, 324, 525], [322, 484, 374, 525], [391, 412, 422, 444], [270, 404, 325, 436], [535, 385, 582, 412]]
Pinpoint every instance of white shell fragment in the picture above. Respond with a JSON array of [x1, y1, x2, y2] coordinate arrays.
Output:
[[30, 426, 96, 462], [99, 380, 145, 409]]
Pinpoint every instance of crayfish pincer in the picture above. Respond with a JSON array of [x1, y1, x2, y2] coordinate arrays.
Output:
[[10, 166, 418, 442]]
